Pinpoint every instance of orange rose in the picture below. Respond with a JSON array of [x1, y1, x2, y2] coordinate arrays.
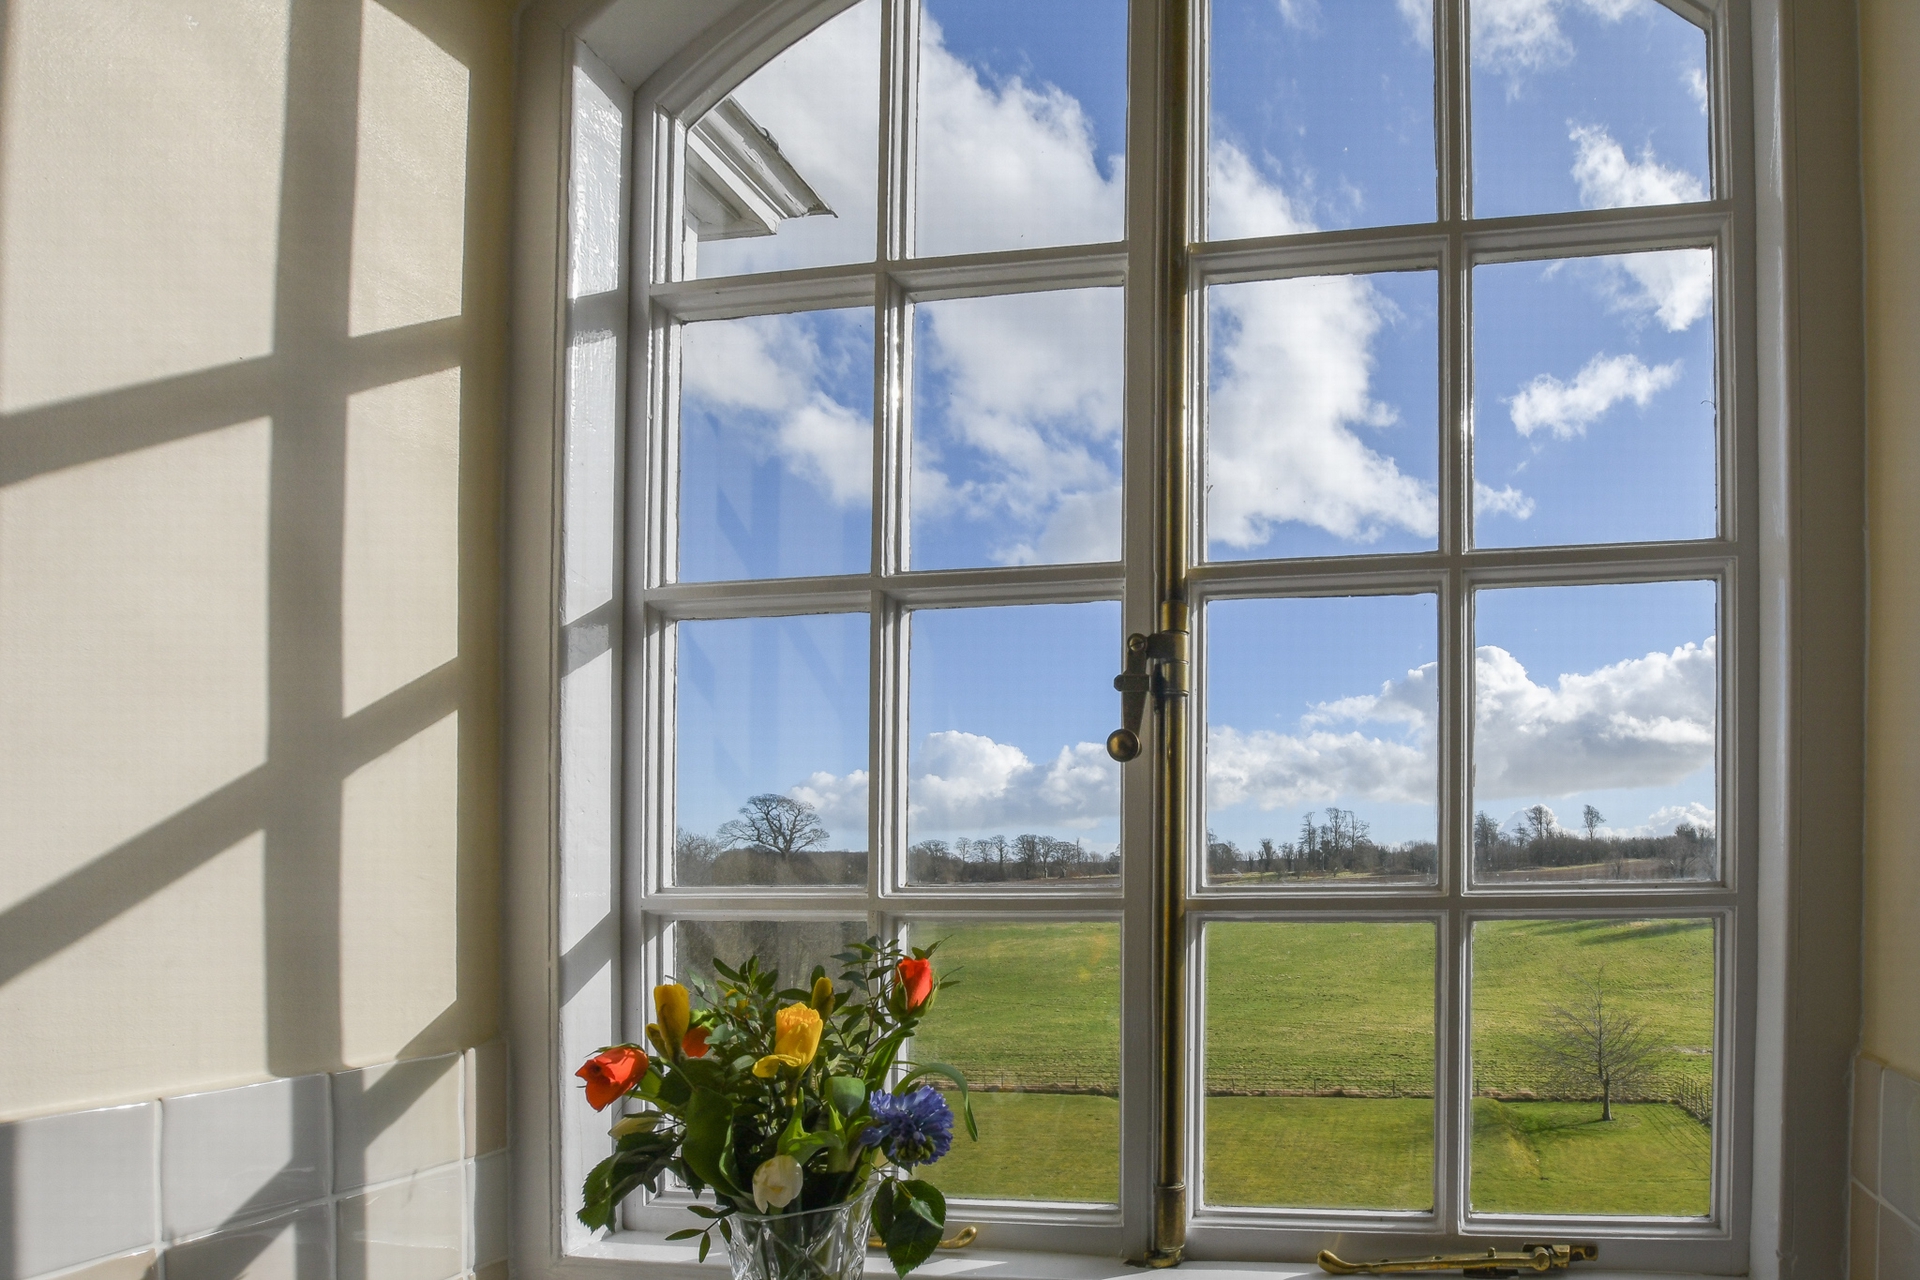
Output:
[[682, 1024, 711, 1058], [576, 1045, 648, 1111], [897, 957, 934, 1011]]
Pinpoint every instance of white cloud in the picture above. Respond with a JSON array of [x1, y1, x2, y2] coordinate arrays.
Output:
[[1456, 0, 1643, 78], [1604, 246, 1715, 332], [1508, 351, 1682, 439], [1565, 127, 1715, 331], [788, 769, 869, 829], [1277, 0, 1323, 31], [713, 10, 1437, 561], [1645, 800, 1715, 833], [911, 731, 1118, 832], [1205, 635, 1716, 813], [681, 314, 872, 509], [778, 397, 871, 505], [912, 13, 1125, 257], [791, 730, 1119, 837], [1474, 638, 1716, 799], [1476, 481, 1537, 520], [1204, 145, 1438, 551], [913, 289, 1124, 563], [1570, 123, 1708, 208], [1684, 66, 1709, 113]]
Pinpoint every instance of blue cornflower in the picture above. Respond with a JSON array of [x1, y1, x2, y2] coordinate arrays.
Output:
[[859, 1086, 954, 1166]]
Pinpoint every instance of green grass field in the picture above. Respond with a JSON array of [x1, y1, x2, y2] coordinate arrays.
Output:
[[899, 918, 1714, 1216]]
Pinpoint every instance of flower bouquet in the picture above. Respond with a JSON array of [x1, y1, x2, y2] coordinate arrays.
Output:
[[576, 937, 976, 1280]]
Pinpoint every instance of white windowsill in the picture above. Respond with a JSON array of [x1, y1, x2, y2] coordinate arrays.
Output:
[[571, 1233, 1710, 1280]]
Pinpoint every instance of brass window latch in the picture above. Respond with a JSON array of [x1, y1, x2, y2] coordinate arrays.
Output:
[[1317, 1244, 1599, 1276], [1106, 630, 1190, 762]]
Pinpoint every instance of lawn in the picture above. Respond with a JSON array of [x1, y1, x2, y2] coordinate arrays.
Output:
[[1206, 1096, 1435, 1209], [924, 1092, 1120, 1204], [892, 917, 1714, 1215], [1470, 1099, 1712, 1216]]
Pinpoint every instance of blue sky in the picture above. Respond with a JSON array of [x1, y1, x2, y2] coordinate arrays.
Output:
[[672, 0, 1723, 865]]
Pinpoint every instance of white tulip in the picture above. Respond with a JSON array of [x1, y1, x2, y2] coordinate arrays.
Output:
[[752, 1154, 805, 1212], [609, 1111, 660, 1138]]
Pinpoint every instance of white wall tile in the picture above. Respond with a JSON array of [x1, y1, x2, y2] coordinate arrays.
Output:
[[332, 1056, 462, 1193], [463, 1042, 507, 1158], [0, 1102, 156, 1280], [470, 1152, 508, 1266], [1883, 1200, 1920, 1280], [163, 1205, 331, 1280], [1862, 1058, 1887, 1194], [162, 1075, 330, 1239], [335, 1165, 464, 1280], [1886, 1066, 1920, 1224], [1856, 1181, 1881, 1280], [20, 1251, 156, 1280]]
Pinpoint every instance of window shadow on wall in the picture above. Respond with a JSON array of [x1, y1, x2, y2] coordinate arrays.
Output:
[[0, 0, 511, 1272]]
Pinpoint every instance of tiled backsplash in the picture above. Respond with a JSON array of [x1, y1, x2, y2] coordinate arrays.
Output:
[[0, 1041, 508, 1280], [1852, 1055, 1920, 1280]]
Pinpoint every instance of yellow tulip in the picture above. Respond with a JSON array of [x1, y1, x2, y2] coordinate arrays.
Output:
[[654, 983, 691, 1052], [752, 1003, 824, 1078], [811, 975, 836, 1013]]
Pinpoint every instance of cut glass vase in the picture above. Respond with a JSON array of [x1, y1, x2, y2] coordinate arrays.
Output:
[[726, 1180, 880, 1280]]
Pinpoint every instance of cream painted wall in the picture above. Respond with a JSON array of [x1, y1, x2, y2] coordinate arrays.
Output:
[[1861, 0, 1920, 1081], [0, 0, 513, 1119]]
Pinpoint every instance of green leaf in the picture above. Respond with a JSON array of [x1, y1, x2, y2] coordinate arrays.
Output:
[[699, 1233, 712, 1263], [877, 1180, 947, 1276], [665, 1228, 704, 1241], [681, 1088, 748, 1202], [827, 1074, 867, 1118]]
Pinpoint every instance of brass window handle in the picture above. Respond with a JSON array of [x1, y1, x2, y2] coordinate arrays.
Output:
[[1106, 630, 1189, 762], [868, 1225, 977, 1251], [1317, 1244, 1599, 1276]]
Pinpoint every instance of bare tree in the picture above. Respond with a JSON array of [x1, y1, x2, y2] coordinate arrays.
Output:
[[1524, 804, 1556, 843], [1533, 965, 1662, 1121], [717, 793, 829, 859], [1582, 804, 1604, 840]]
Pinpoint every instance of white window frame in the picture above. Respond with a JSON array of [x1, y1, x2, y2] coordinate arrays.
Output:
[[502, 0, 1868, 1276]]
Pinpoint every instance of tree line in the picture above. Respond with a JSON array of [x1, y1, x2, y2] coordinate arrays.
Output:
[[1207, 808, 1438, 881], [907, 834, 1120, 883], [1474, 804, 1715, 879]]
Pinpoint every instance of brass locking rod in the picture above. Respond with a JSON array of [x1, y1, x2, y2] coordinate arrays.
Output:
[[1317, 1244, 1599, 1276]]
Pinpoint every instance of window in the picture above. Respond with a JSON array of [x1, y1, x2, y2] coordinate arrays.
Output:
[[550, 0, 1758, 1270]]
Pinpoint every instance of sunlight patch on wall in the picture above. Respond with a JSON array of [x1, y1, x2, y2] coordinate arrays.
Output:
[[0, 0, 290, 411], [0, 420, 270, 905], [348, 0, 470, 336], [0, 832, 268, 1120], [342, 368, 461, 715], [339, 712, 459, 1065]]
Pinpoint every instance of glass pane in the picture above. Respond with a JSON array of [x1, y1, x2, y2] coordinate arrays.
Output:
[[907, 603, 1121, 885], [678, 309, 874, 582], [1473, 252, 1716, 548], [1205, 271, 1438, 561], [1204, 922, 1435, 1210], [906, 920, 1120, 1203], [1471, 0, 1710, 219], [909, 289, 1122, 569], [686, 1, 879, 279], [1473, 582, 1718, 885], [1207, 0, 1435, 241], [1204, 595, 1438, 886], [672, 918, 869, 996], [1470, 919, 1715, 1217], [914, 0, 1127, 258], [675, 614, 869, 887]]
